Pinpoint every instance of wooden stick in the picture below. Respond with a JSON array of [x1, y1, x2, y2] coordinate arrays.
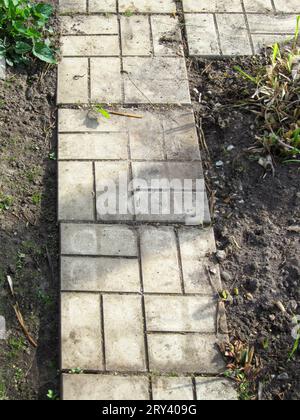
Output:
[[110, 110, 144, 119], [13, 303, 37, 348], [7, 275, 37, 348]]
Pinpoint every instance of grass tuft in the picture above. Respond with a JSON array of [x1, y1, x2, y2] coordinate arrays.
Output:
[[235, 17, 300, 164]]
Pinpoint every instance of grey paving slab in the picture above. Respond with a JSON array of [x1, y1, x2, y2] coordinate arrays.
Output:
[[128, 110, 165, 160], [132, 161, 203, 190], [63, 374, 149, 400], [148, 334, 225, 373], [61, 256, 141, 292], [151, 15, 184, 57], [61, 293, 103, 370], [89, 0, 117, 13], [119, 0, 176, 14], [162, 109, 201, 160], [58, 108, 126, 133], [248, 14, 297, 33], [139, 226, 182, 293], [196, 377, 237, 400], [217, 14, 252, 56], [121, 16, 152, 56], [61, 35, 119, 56], [95, 161, 134, 221], [182, 0, 243, 12], [59, 0, 86, 14], [179, 228, 220, 294], [128, 108, 200, 161], [58, 161, 94, 221], [185, 14, 220, 56], [58, 132, 128, 160], [123, 57, 191, 104], [274, 0, 300, 13], [243, 0, 273, 12], [133, 189, 208, 225], [61, 224, 138, 256], [61, 15, 118, 35], [145, 295, 216, 332], [152, 377, 194, 400], [179, 227, 216, 258], [57, 58, 88, 104], [252, 34, 292, 54], [103, 295, 147, 371], [90, 57, 122, 103]]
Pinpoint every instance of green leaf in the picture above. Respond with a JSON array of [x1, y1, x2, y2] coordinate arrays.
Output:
[[272, 43, 280, 64], [33, 41, 56, 64], [15, 40, 31, 54], [95, 106, 110, 119], [234, 65, 258, 84], [12, 21, 41, 39], [34, 3, 53, 19]]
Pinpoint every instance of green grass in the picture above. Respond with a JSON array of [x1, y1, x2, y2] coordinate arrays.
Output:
[[0, 382, 7, 400], [8, 336, 26, 359], [234, 16, 300, 163], [0, 193, 13, 211]]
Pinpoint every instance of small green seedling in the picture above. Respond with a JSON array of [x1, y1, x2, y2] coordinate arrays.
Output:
[[289, 317, 300, 361], [32, 192, 42, 205], [0, 193, 13, 211], [94, 105, 110, 119], [47, 389, 59, 400], [69, 368, 84, 374]]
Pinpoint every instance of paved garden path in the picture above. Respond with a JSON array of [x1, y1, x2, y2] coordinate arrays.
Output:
[[58, 0, 299, 400]]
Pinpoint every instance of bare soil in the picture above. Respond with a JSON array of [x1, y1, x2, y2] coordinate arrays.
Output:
[[188, 55, 300, 400], [0, 4, 58, 400]]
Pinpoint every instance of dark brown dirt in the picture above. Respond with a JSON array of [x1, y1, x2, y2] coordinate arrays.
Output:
[[0, 3, 58, 400], [188, 55, 300, 400]]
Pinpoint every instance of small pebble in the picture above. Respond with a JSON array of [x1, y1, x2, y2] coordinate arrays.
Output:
[[277, 373, 289, 381], [221, 271, 232, 282], [216, 250, 226, 262]]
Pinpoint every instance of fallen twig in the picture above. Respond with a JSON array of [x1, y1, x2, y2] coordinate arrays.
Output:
[[110, 110, 144, 119], [13, 303, 37, 348], [6, 275, 37, 348]]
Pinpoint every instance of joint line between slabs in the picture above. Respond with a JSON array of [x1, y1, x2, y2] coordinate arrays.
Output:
[[192, 376, 197, 400], [87, 57, 91, 102], [137, 230, 151, 373], [213, 13, 223, 56], [116, 0, 126, 103], [61, 370, 223, 378], [241, 0, 255, 55], [175, 228, 186, 295], [270, 0, 277, 13], [148, 15, 155, 56], [100, 294, 107, 371], [92, 161, 97, 221], [60, 290, 216, 298], [61, 33, 119, 37]]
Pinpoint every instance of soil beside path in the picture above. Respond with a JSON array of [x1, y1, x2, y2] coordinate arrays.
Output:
[[189, 56, 300, 400], [0, 1, 59, 400]]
